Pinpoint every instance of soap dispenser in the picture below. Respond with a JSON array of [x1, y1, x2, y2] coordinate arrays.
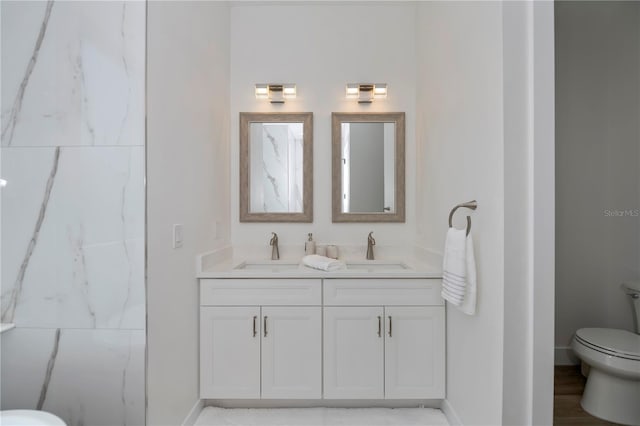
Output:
[[305, 233, 316, 255]]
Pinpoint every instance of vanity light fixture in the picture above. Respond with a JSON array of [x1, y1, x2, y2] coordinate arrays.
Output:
[[255, 83, 297, 103], [345, 83, 388, 103]]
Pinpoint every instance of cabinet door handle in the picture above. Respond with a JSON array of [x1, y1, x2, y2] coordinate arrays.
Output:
[[263, 316, 268, 337], [388, 316, 392, 337], [377, 316, 382, 337], [252, 315, 257, 337]]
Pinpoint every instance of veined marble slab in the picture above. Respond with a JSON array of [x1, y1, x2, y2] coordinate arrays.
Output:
[[0, 2, 146, 425], [1, 146, 144, 328], [1, 328, 145, 426], [1, 0, 145, 147]]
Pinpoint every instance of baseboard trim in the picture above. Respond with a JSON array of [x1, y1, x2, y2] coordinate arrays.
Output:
[[555, 346, 579, 365], [182, 399, 204, 426], [441, 399, 462, 426]]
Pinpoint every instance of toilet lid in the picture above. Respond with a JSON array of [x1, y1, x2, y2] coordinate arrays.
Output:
[[575, 328, 640, 360], [0, 410, 66, 426]]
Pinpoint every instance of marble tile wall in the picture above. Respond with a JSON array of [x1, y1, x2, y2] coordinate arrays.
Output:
[[0, 2, 145, 425]]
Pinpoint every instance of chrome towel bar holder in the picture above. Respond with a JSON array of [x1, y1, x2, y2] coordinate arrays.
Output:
[[448, 200, 478, 236]]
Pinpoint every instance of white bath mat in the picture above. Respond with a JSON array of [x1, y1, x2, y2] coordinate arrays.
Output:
[[195, 407, 449, 426]]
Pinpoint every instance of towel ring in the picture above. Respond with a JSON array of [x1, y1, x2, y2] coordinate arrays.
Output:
[[448, 200, 478, 236]]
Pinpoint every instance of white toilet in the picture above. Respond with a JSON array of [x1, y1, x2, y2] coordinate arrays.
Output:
[[0, 410, 67, 426], [571, 281, 640, 426]]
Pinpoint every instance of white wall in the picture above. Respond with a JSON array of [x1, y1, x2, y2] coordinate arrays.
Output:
[[416, 3, 505, 424], [555, 2, 640, 361], [417, 4, 555, 423], [146, 2, 230, 424], [530, 5, 556, 423], [230, 3, 416, 249], [500, 3, 556, 425], [502, 3, 533, 423]]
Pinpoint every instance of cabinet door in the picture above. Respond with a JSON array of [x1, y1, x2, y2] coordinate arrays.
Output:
[[200, 306, 260, 398], [261, 307, 322, 399], [324, 306, 384, 399], [384, 306, 445, 399]]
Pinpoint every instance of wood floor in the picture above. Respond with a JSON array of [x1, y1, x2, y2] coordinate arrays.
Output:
[[554, 365, 620, 425]]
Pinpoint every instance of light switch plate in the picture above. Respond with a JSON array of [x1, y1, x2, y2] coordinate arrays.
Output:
[[173, 224, 184, 249]]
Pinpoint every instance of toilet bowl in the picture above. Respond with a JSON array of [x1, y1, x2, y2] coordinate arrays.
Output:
[[0, 410, 67, 426], [571, 281, 640, 426]]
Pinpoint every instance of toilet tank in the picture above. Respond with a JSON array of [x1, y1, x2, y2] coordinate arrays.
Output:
[[622, 282, 640, 334]]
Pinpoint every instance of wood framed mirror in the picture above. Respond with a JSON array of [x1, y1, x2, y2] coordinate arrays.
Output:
[[240, 112, 313, 222], [332, 112, 405, 222]]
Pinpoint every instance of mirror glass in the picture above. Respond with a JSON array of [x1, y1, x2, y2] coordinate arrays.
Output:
[[332, 112, 405, 222], [249, 122, 304, 213], [240, 112, 313, 222], [340, 122, 396, 213]]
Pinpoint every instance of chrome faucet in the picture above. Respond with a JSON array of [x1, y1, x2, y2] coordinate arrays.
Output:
[[366, 231, 376, 260], [269, 232, 280, 260]]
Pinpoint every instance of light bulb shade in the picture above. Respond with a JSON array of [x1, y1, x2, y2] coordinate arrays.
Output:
[[255, 84, 269, 99], [282, 84, 296, 98], [346, 84, 359, 98], [373, 83, 387, 98]]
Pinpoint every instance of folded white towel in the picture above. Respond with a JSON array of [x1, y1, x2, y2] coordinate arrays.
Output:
[[302, 254, 345, 272], [441, 228, 477, 315]]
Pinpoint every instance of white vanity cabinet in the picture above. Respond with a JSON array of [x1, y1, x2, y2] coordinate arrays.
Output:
[[384, 306, 445, 399], [261, 306, 322, 399], [324, 306, 385, 399], [199, 276, 444, 401], [323, 279, 445, 399], [199, 279, 322, 399], [200, 306, 261, 398]]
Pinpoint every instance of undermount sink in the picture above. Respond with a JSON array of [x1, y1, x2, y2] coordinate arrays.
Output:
[[234, 261, 300, 271], [345, 261, 410, 271]]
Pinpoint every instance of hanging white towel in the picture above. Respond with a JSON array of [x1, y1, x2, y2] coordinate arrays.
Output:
[[459, 234, 477, 315], [302, 254, 345, 272], [441, 228, 477, 315], [442, 228, 467, 305]]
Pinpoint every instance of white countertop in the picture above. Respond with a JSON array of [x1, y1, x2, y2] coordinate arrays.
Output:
[[197, 246, 443, 279]]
